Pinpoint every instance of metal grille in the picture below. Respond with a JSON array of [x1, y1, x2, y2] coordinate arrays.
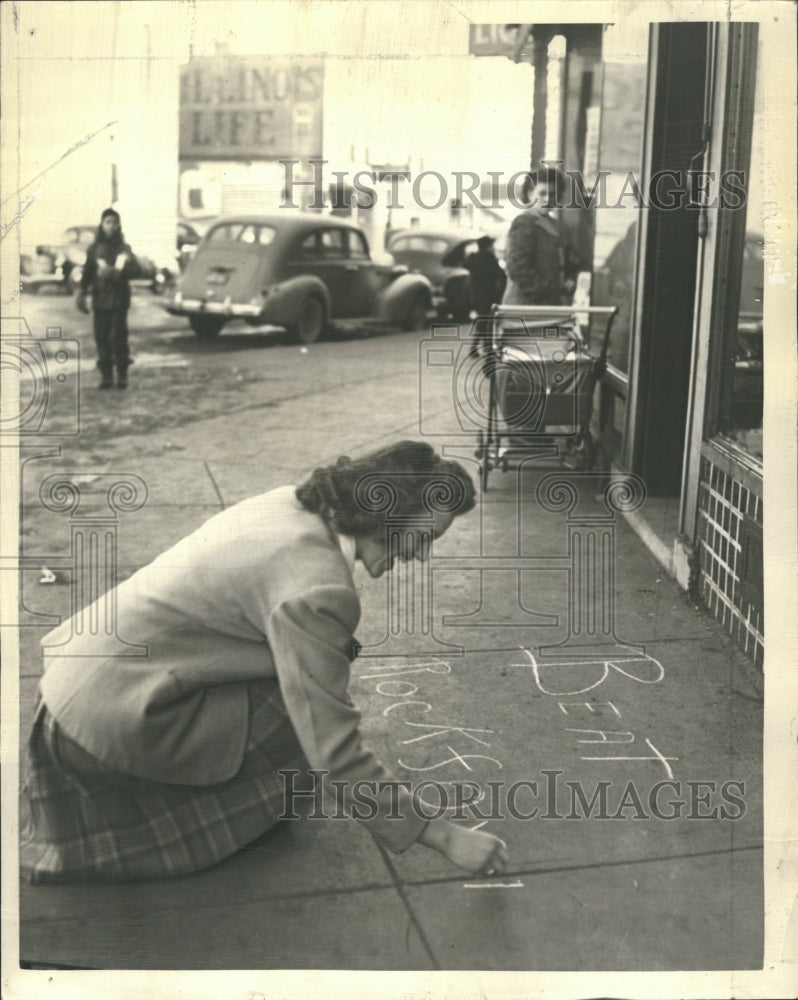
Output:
[[696, 453, 764, 667]]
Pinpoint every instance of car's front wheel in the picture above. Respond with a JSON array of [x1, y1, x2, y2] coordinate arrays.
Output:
[[189, 315, 226, 340], [402, 293, 429, 332], [293, 296, 326, 344]]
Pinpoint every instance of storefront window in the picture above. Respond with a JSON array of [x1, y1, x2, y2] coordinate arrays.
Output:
[[590, 22, 649, 377], [723, 56, 763, 461]]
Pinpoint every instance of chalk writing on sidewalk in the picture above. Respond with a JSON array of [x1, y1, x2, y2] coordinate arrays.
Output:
[[360, 658, 518, 890], [509, 644, 679, 778], [558, 701, 622, 716], [509, 645, 665, 696], [397, 746, 503, 773], [357, 656, 504, 815]]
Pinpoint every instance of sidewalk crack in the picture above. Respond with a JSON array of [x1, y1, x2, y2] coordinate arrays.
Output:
[[203, 461, 226, 510], [375, 842, 442, 971]]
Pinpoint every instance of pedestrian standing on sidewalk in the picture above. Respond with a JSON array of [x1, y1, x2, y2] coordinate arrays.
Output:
[[464, 234, 507, 361], [22, 440, 509, 883], [75, 207, 138, 390], [501, 164, 580, 306]]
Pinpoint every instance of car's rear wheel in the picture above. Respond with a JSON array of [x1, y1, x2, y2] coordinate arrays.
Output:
[[294, 296, 326, 344], [402, 293, 429, 332], [189, 315, 226, 340]]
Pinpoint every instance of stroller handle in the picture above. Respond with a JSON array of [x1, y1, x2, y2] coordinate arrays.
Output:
[[490, 303, 619, 365], [491, 304, 619, 318]]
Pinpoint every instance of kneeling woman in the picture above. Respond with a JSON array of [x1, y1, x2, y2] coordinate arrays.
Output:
[[22, 441, 508, 882]]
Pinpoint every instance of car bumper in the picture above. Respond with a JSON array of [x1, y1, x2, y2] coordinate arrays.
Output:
[[21, 277, 63, 286], [164, 297, 264, 319]]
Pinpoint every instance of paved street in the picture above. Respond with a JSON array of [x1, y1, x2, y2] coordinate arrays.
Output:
[[13, 288, 764, 971]]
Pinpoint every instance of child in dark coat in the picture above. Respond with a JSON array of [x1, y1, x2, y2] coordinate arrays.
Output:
[[76, 208, 139, 389]]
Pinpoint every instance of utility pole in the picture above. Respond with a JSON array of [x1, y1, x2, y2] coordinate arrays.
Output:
[[111, 148, 118, 204], [531, 28, 556, 170]]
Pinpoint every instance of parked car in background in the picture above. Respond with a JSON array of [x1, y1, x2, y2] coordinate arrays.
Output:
[[386, 228, 503, 322], [141, 221, 213, 294], [177, 220, 206, 272], [20, 224, 96, 293], [165, 214, 433, 342], [20, 222, 179, 295], [177, 220, 203, 250]]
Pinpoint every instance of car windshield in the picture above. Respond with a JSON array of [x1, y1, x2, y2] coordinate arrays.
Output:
[[391, 235, 450, 255], [207, 223, 276, 246], [65, 228, 95, 245]]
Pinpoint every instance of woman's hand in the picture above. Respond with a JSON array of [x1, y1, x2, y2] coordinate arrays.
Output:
[[419, 817, 509, 876]]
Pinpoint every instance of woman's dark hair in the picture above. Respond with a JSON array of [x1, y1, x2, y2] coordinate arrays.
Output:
[[521, 164, 568, 206], [296, 440, 476, 537]]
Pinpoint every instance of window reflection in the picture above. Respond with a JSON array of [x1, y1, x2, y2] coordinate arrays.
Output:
[[725, 66, 763, 460], [591, 23, 648, 376]]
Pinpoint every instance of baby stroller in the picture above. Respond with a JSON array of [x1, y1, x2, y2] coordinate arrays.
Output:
[[474, 304, 618, 489]]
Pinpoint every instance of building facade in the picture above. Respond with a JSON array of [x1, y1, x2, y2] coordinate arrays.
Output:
[[511, 20, 772, 666]]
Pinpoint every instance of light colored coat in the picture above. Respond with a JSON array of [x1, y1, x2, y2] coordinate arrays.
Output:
[[39, 485, 426, 852]]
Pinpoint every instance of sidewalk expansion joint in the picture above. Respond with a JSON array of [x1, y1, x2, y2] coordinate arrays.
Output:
[[374, 841, 442, 971], [20, 877, 412, 921], [203, 461, 226, 510], [398, 842, 764, 891]]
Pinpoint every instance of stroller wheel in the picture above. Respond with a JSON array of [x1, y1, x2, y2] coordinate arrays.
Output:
[[582, 432, 596, 470], [563, 432, 595, 471], [585, 431, 596, 472], [476, 431, 491, 491]]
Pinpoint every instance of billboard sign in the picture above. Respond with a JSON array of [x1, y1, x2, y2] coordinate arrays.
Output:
[[179, 57, 324, 160]]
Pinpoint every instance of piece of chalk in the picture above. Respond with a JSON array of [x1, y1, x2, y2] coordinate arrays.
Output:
[[463, 880, 524, 889]]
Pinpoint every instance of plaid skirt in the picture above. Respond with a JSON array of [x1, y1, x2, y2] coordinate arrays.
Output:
[[21, 679, 308, 883]]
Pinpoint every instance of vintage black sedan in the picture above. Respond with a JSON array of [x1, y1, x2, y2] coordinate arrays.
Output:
[[386, 228, 503, 323], [165, 215, 433, 342]]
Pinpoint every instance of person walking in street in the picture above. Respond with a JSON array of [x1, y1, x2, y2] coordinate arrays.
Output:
[[21, 440, 509, 884], [465, 235, 507, 361], [75, 207, 138, 390], [501, 164, 580, 306]]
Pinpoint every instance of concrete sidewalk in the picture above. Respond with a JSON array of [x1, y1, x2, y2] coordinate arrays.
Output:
[[16, 432, 764, 973], [11, 302, 763, 972]]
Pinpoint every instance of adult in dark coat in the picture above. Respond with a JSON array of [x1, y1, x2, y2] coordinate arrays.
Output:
[[502, 165, 580, 306], [76, 208, 139, 389], [465, 236, 506, 316], [465, 235, 507, 359]]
